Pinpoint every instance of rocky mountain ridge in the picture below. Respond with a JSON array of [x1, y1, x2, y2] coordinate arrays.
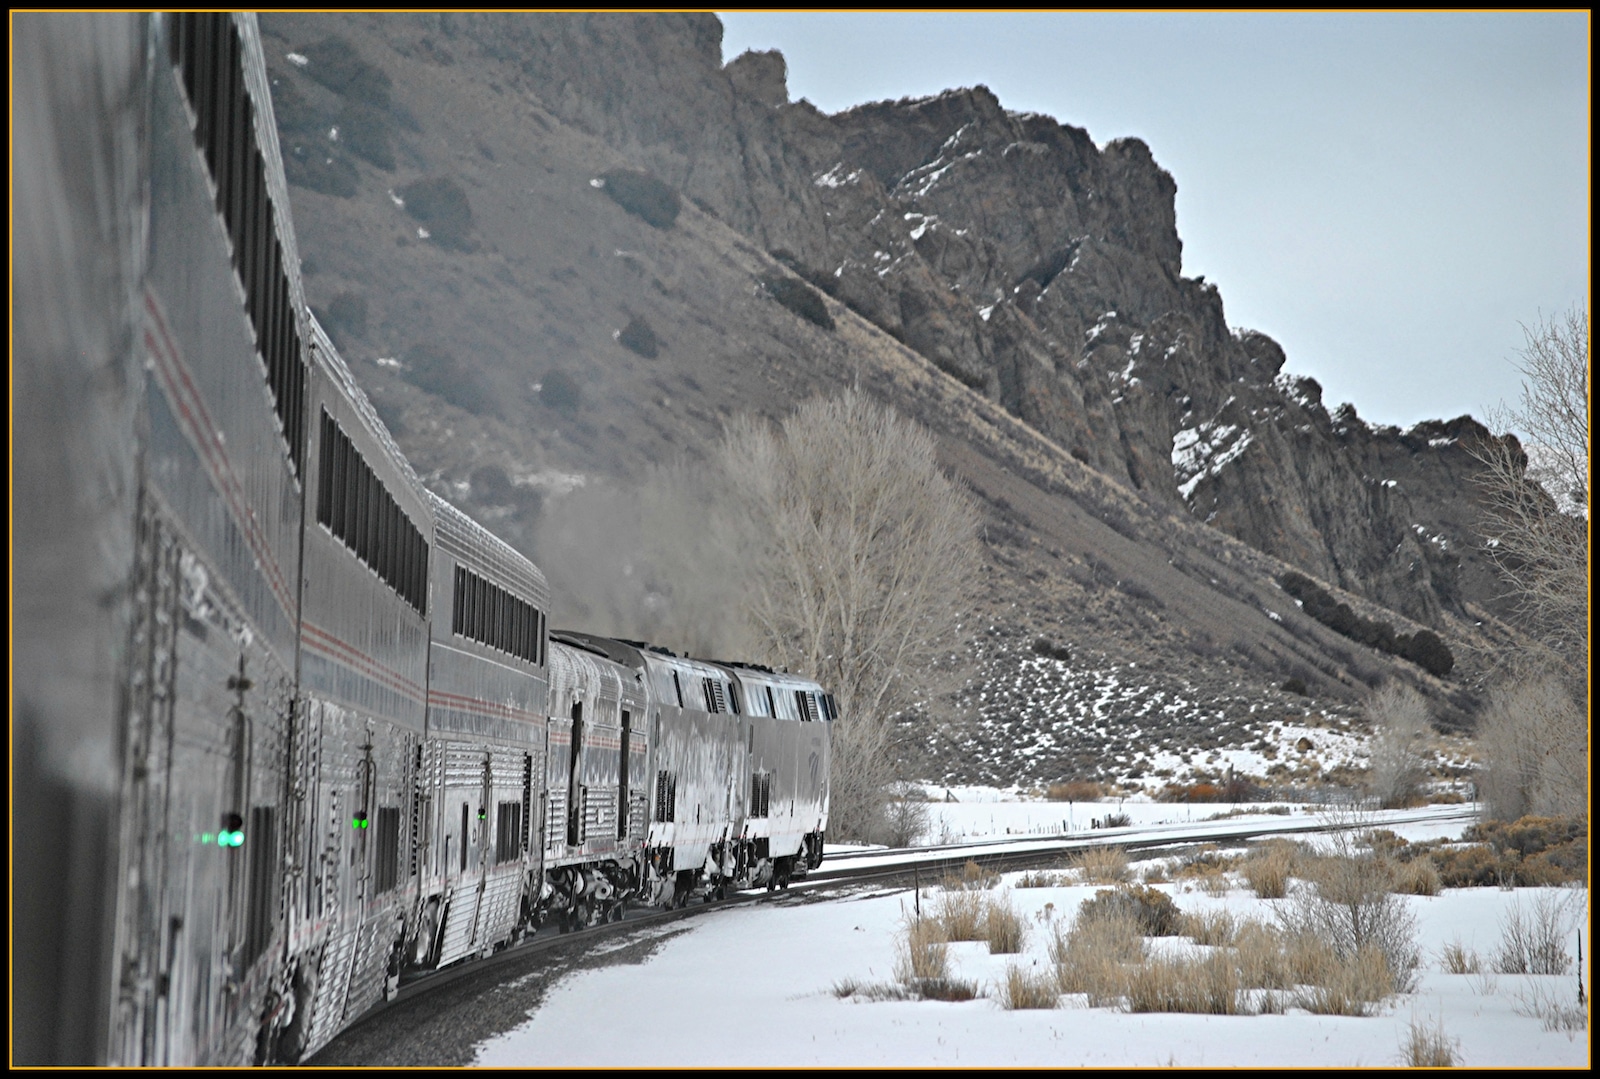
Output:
[[256, 13, 1527, 766]]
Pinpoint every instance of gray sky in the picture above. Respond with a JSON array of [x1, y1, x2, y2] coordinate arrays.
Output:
[[719, 11, 1589, 430]]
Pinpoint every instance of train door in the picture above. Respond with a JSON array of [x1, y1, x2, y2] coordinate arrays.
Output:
[[566, 702, 584, 848], [617, 711, 630, 840]]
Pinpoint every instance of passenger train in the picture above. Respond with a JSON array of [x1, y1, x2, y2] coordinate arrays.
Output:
[[13, 13, 833, 1065]]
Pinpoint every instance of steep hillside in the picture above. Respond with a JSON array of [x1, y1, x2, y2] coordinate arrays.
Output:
[[257, 13, 1524, 780]]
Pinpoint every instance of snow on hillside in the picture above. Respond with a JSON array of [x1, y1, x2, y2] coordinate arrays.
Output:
[[918, 631, 1475, 796]]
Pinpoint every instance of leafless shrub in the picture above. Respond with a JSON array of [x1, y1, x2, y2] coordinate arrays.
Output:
[[1074, 846, 1130, 884], [1078, 885, 1182, 937], [1438, 938, 1482, 975], [721, 392, 982, 841], [1401, 1013, 1460, 1066], [1493, 892, 1576, 975], [1365, 682, 1432, 809], [1512, 981, 1588, 1035], [997, 962, 1059, 1010], [878, 782, 931, 847], [984, 892, 1027, 954], [1474, 678, 1588, 822], [1280, 820, 1420, 991]]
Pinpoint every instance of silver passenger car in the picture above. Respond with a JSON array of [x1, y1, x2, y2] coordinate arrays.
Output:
[[418, 493, 550, 967]]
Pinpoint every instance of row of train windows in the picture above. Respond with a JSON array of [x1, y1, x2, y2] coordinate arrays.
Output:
[[316, 410, 429, 614], [168, 12, 305, 479], [452, 565, 546, 665]]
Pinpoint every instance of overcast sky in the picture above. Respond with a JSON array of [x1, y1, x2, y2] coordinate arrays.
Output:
[[719, 11, 1589, 431]]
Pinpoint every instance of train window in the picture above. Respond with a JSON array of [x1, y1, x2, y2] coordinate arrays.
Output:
[[375, 807, 401, 894], [728, 683, 741, 716], [765, 686, 777, 719], [824, 693, 838, 721], [701, 677, 725, 714], [795, 690, 820, 723], [460, 803, 469, 873], [671, 671, 684, 709], [316, 410, 428, 614], [451, 565, 540, 663]]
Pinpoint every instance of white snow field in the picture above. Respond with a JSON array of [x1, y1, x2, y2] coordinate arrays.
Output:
[[474, 798, 1589, 1068]]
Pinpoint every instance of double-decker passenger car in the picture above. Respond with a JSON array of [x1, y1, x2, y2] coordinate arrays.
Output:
[[14, 12, 832, 1067]]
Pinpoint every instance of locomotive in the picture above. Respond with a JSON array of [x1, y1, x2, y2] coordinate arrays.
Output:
[[13, 13, 832, 1066]]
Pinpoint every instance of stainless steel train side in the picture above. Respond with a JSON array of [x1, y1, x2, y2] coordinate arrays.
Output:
[[14, 12, 839, 1065], [717, 666, 834, 885], [543, 639, 650, 927], [278, 317, 433, 1063], [16, 12, 313, 1065], [419, 493, 551, 969], [15, 15, 156, 1066]]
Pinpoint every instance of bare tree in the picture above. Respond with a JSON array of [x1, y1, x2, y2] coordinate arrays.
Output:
[[1467, 307, 1589, 823], [1474, 676, 1587, 822], [1364, 682, 1431, 809], [1471, 306, 1589, 681], [720, 391, 983, 841]]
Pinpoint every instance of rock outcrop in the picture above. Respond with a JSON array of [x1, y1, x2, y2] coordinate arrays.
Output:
[[256, 13, 1528, 753], [368, 11, 1507, 629]]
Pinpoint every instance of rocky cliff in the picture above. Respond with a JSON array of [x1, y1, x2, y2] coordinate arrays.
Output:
[[256, 12, 1527, 773]]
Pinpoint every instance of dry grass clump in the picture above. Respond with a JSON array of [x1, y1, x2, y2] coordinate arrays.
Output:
[[1051, 907, 1144, 1005], [833, 978, 914, 1001], [1045, 780, 1104, 802], [1140, 862, 1169, 884], [1180, 909, 1237, 947], [1047, 895, 1407, 1018], [1291, 944, 1395, 1016], [1392, 857, 1441, 896], [1124, 949, 1242, 1014], [949, 859, 1001, 891], [1016, 870, 1068, 889], [998, 962, 1060, 1010], [895, 915, 949, 983], [1401, 1014, 1460, 1066], [1438, 938, 1481, 975], [894, 914, 980, 1001], [1073, 846, 1130, 884], [934, 888, 986, 941], [984, 892, 1027, 954], [1241, 841, 1297, 899]]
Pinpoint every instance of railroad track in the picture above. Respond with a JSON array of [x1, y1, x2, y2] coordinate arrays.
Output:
[[311, 803, 1476, 1064]]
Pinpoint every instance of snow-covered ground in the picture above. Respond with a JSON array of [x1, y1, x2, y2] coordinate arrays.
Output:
[[473, 794, 1588, 1067]]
